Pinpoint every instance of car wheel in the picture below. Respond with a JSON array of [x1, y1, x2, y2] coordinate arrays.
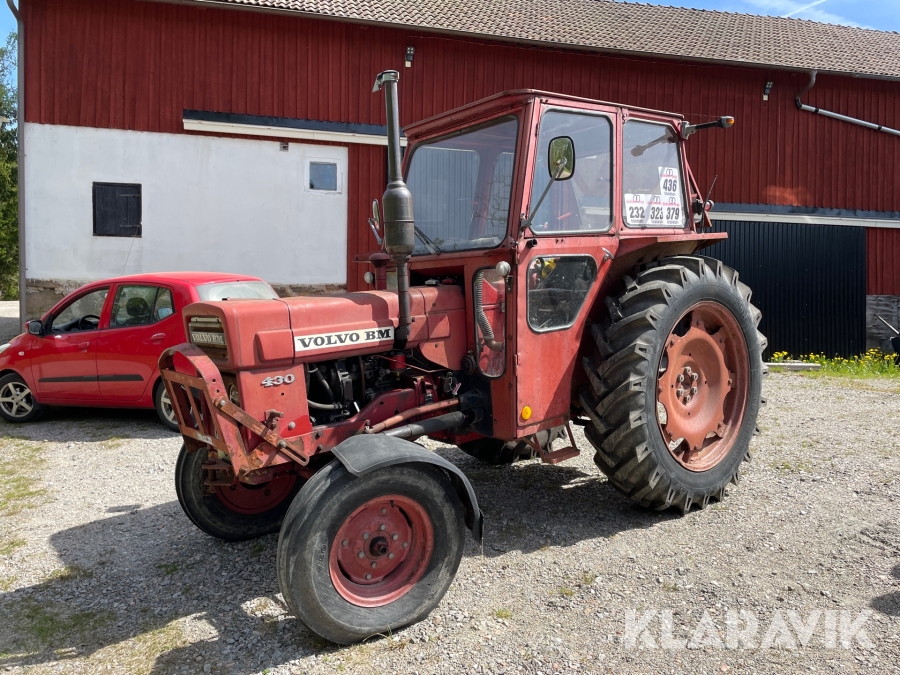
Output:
[[0, 373, 46, 423], [154, 381, 180, 432]]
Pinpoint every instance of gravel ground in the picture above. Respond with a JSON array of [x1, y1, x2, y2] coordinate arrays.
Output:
[[0, 373, 899, 675]]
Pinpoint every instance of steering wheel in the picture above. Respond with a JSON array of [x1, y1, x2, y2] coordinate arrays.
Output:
[[77, 315, 101, 331]]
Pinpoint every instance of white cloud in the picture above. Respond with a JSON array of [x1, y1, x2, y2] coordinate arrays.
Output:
[[744, 0, 869, 27]]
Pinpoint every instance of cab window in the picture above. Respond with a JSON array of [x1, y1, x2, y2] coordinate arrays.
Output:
[[110, 285, 173, 328], [622, 121, 686, 228], [50, 287, 109, 333], [529, 111, 613, 233], [527, 256, 597, 332]]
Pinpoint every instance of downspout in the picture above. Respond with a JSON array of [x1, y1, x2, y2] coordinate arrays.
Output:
[[6, 0, 24, 326], [796, 70, 900, 137]]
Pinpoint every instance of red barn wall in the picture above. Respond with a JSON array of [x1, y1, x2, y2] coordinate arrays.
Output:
[[867, 228, 900, 296], [21, 0, 900, 290]]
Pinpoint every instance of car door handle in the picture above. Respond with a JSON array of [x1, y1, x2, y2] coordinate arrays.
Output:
[[78, 342, 90, 351], [151, 333, 166, 340]]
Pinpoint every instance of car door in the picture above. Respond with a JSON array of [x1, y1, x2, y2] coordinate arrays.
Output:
[[96, 284, 179, 402], [32, 286, 111, 401]]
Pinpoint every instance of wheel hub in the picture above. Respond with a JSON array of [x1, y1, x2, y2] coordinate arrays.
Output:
[[656, 303, 749, 471], [330, 495, 433, 608]]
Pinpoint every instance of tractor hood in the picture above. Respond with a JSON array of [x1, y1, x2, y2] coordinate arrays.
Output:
[[181, 286, 467, 371]]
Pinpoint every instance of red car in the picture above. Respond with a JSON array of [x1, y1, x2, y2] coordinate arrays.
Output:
[[0, 272, 278, 429]]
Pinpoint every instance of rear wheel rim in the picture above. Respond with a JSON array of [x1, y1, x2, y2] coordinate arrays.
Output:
[[330, 495, 434, 608], [0, 381, 34, 419], [656, 302, 750, 472], [159, 389, 176, 424]]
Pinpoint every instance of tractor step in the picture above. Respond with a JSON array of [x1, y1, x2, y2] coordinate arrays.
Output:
[[540, 445, 581, 465]]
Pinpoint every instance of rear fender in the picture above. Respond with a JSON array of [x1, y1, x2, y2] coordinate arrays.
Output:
[[331, 434, 483, 542]]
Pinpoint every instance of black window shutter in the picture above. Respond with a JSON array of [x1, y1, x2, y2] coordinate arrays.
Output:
[[93, 183, 142, 237]]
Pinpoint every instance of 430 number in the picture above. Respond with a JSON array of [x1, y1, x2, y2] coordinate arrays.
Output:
[[262, 374, 296, 387]]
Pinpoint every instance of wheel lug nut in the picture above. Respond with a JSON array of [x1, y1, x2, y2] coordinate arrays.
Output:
[[365, 574, 371, 580], [381, 508, 386, 515], [685, 367, 692, 375], [388, 553, 394, 559], [362, 532, 369, 540], [342, 539, 348, 547], [690, 386, 698, 395], [402, 542, 408, 548], [379, 524, 386, 531], [392, 534, 398, 541], [676, 388, 685, 397], [371, 562, 377, 568], [677, 374, 684, 383], [691, 373, 698, 381], [684, 395, 692, 404], [357, 551, 364, 558]]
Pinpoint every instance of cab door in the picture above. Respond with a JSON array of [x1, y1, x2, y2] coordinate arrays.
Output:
[[32, 286, 111, 401], [513, 107, 617, 429], [96, 284, 178, 402]]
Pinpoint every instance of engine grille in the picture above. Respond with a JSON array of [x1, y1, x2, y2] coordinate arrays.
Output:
[[188, 316, 228, 360]]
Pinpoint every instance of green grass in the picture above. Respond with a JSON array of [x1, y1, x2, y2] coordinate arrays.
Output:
[[0, 598, 114, 659], [492, 608, 513, 619], [0, 440, 47, 516], [155, 563, 178, 576], [558, 586, 575, 598], [771, 349, 900, 378]]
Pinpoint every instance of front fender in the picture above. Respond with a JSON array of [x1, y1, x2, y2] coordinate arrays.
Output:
[[332, 434, 483, 542]]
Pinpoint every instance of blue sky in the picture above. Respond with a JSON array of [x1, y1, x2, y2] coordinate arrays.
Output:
[[0, 0, 898, 36]]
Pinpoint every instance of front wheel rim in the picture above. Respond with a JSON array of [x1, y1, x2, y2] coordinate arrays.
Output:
[[160, 389, 176, 424], [0, 381, 35, 418], [330, 495, 434, 608], [656, 302, 750, 472]]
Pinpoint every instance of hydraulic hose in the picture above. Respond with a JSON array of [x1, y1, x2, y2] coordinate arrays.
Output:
[[307, 399, 344, 411], [383, 411, 468, 440], [474, 270, 504, 352], [307, 364, 335, 403]]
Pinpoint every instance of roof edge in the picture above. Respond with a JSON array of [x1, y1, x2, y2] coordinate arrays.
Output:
[[144, 0, 900, 83]]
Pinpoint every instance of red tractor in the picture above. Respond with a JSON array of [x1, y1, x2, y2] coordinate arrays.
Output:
[[160, 71, 765, 644]]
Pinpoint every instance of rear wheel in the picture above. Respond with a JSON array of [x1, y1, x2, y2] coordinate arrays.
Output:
[[154, 381, 179, 432], [0, 373, 46, 423], [277, 461, 465, 644], [580, 255, 765, 512], [175, 444, 302, 541]]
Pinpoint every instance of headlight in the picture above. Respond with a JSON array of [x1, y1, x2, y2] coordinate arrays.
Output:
[[0, 343, 11, 355]]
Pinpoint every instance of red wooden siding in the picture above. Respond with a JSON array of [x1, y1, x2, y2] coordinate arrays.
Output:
[[867, 228, 900, 296], [22, 0, 900, 289]]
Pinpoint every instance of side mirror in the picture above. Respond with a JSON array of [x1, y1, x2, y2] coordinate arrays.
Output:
[[368, 199, 384, 247], [27, 320, 43, 336], [547, 136, 575, 180]]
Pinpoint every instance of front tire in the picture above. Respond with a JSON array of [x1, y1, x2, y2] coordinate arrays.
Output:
[[277, 461, 465, 644], [0, 373, 46, 423], [580, 255, 765, 513], [175, 444, 302, 541]]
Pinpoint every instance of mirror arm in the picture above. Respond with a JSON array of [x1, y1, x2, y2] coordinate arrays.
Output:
[[519, 158, 567, 233]]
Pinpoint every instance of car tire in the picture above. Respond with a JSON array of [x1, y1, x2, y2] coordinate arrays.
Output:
[[154, 380, 180, 432], [0, 373, 46, 424]]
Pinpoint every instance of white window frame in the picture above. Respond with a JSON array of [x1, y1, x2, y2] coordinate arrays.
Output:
[[305, 158, 343, 195]]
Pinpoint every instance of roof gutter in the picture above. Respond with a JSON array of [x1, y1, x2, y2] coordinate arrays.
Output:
[[6, 0, 25, 326], [144, 0, 900, 83], [796, 70, 900, 138]]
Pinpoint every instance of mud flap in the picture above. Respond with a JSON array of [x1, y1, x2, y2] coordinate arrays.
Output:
[[332, 435, 484, 542]]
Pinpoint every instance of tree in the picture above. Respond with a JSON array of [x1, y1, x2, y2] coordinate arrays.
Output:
[[0, 31, 17, 300]]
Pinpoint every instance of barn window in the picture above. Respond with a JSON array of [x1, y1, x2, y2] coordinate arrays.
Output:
[[93, 183, 142, 237], [308, 161, 339, 192]]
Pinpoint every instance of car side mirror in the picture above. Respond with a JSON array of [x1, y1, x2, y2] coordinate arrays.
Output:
[[548, 136, 575, 180], [27, 320, 43, 336]]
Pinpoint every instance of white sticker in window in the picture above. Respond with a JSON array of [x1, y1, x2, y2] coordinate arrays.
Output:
[[662, 195, 682, 226], [624, 193, 648, 226], [659, 167, 680, 196]]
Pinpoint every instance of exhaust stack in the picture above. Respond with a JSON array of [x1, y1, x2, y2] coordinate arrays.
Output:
[[373, 70, 415, 348]]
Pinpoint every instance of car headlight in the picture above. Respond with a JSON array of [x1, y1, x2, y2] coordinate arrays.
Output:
[[0, 343, 11, 355]]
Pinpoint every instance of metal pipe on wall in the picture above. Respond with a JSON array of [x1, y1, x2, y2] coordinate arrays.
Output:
[[796, 70, 900, 138], [5, 0, 24, 325]]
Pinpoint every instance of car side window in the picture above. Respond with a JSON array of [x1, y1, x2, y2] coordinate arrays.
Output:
[[110, 285, 167, 328], [50, 287, 109, 333], [153, 289, 175, 321]]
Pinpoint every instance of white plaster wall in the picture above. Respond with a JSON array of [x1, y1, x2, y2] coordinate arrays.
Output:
[[24, 123, 348, 285]]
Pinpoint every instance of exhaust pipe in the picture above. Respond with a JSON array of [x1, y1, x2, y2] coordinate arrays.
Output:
[[373, 71, 415, 348]]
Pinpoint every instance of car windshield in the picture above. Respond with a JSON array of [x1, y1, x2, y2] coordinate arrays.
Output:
[[406, 116, 518, 254], [197, 281, 278, 301]]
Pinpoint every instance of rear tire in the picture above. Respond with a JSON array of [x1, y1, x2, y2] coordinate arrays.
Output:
[[154, 381, 179, 432], [175, 444, 302, 541], [277, 461, 465, 644], [580, 255, 765, 513], [0, 373, 46, 423]]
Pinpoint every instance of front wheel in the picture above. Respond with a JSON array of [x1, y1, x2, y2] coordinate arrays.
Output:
[[580, 255, 765, 513], [277, 461, 465, 644], [175, 445, 303, 541], [0, 373, 46, 423], [154, 381, 179, 432]]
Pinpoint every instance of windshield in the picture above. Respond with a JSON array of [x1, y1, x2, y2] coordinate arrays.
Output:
[[197, 281, 278, 301], [406, 116, 518, 254]]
